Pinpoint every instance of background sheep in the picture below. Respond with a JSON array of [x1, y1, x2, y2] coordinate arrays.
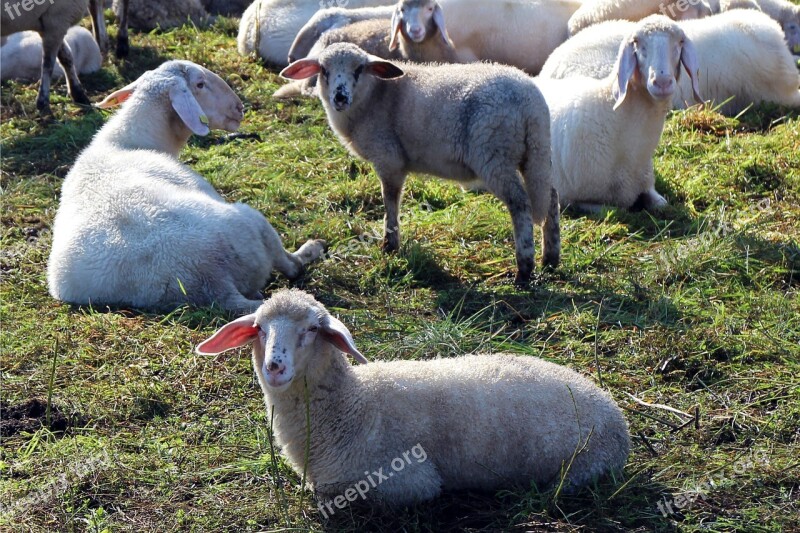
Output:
[[196, 289, 631, 504], [540, 10, 800, 115], [1, 0, 92, 115], [744, 0, 800, 54], [282, 43, 560, 282], [568, 0, 713, 36], [1, 27, 102, 83], [92, 0, 130, 57], [536, 15, 702, 212], [113, 0, 209, 33], [47, 60, 327, 313]]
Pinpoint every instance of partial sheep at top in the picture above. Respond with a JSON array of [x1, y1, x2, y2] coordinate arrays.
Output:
[[1, 26, 102, 83], [196, 289, 631, 505], [47, 60, 327, 313], [568, 0, 712, 36]]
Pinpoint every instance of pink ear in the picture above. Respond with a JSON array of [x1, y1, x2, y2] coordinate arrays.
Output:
[[320, 315, 368, 364], [196, 313, 259, 355], [389, 9, 403, 51], [612, 39, 637, 110], [433, 4, 453, 47], [680, 38, 703, 104], [169, 81, 210, 136], [280, 59, 322, 80], [95, 80, 138, 109], [365, 60, 405, 79]]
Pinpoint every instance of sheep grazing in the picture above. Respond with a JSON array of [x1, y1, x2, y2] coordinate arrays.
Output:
[[47, 60, 326, 313], [568, 0, 713, 36], [1, 0, 92, 115], [541, 10, 800, 115], [281, 43, 560, 283], [534, 15, 702, 212], [196, 289, 631, 505], [1, 27, 101, 83]]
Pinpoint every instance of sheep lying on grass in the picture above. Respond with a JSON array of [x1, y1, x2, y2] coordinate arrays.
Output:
[[196, 289, 631, 505], [47, 60, 326, 313], [1, 27, 101, 83], [540, 10, 800, 115], [536, 15, 702, 212], [568, 0, 713, 36], [282, 43, 560, 283]]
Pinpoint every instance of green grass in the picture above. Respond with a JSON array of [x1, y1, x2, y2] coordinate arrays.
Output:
[[2, 14, 799, 533]]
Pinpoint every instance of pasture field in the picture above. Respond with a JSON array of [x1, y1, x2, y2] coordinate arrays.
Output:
[[1, 14, 799, 533]]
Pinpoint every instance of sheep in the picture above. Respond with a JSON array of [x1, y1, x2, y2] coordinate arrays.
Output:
[[534, 16, 702, 212], [1, 0, 92, 115], [276, 0, 460, 99], [540, 10, 800, 115], [112, 0, 209, 33], [237, 0, 397, 67], [288, 0, 584, 74], [47, 60, 327, 313], [1, 27, 102, 83], [281, 43, 560, 283], [568, 0, 713, 36], [741, 0, 800, 55], [91, 0, 130, 57], [195, 289, 631, 505]]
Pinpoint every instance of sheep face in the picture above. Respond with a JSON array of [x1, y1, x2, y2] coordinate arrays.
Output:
[[612, 16, 702, 109], [196, 289, 368, 392], [782, 12, 800, 54], [281, 43, 404, 113], [389, 0, 451, 49]]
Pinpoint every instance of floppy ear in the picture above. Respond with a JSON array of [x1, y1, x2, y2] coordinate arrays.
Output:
[[365, 59, 405, 79], [432, 4, 453, 47], [389, 8, 403, 51], [280, 59, 322, 80], [169, 79, 210, 136], [196, 313, 259, 355], [320, 315, 368, 364], [95, 79, 139, 108], [680, 38, 703, 104], [612, 38, 637, 110]]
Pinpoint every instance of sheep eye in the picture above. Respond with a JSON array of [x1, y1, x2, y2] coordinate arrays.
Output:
[[197, 81, 205, 89], [354, 65, 364, 81], [320, 67, 329, 79], [308, 325, 319, 332]]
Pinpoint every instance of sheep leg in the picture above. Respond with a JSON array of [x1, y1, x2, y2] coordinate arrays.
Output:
[[116, 0, 130, 58], [89, 0, 109, 54], [378, 173, 405, 253], [541, 187, 561, 269], [630, 189, 668, 212], [274, 239, 329, 280], [56, 42, 91, 106], [212, 278, 264, 314]]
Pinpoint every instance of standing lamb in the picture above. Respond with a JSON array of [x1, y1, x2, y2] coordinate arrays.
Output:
[[540, 10, 800, 115], [1, 27, 102, 83], [47, 60, 326, 313], [1, 0, 92, 115], [281, 43, 560, 283], [535, 15, 702, 211], [196, 289, 631, 504]]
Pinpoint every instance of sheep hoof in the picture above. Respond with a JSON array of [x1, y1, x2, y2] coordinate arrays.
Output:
[[382, 238, 399, 253], [116, 39, 129, 59]]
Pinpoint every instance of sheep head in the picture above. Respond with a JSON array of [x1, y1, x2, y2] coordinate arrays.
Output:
[[389, 0, 453, 50], [196, 289, 367, 392], [612, 15, 702, 109]]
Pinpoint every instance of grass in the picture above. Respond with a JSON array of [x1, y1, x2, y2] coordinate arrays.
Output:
[[1, 12, 799, 533]]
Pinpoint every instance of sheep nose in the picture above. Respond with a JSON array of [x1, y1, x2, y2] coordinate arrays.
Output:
[[267, 361, 284, 374], [653, 77, 673, 91], [334, 92, 348, 105]]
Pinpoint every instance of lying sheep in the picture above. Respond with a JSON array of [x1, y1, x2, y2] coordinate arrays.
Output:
[[568, 0, 713, 36], [540, 10, 800, 115], [536, 15, 702, 212], [238, 0, 396, 67], [282, 43, 560, 282], [276, 0, 459, 99], [289, 0, 583, 73], [1, 27, 101, 83], [47, 60, 326, 313], [196, 289, 631, 504], [740, 0, 800, 55], [1, 0, 92, 115]]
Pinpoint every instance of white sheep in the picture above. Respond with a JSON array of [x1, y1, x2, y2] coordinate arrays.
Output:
[[281, 43, 560, 283], [196, 289, 631, 505], [47, 60, 327, 313], [735, 0, 800, 55], [1, 0, 92, 115], [1, 27, 102, 83], [540, 10, 800, 115], [568, 0, 713, 36], [288, 0, 584, 74], [237, 0, 397, 67], [534, 15, 703, 211]]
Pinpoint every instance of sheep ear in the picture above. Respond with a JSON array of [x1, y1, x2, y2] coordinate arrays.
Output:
[[196, 314, 260, 355], [365, 59, 404, 79], [320, 316, 368, 364], [432, 4, 453, 47], [280, 59, 322, 80], [612, 39, 637, 110], [169, 80, 211, 136], [680, 38, 703, 104], [95, 80, 138, 108], [389, 9, 403, 51]]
